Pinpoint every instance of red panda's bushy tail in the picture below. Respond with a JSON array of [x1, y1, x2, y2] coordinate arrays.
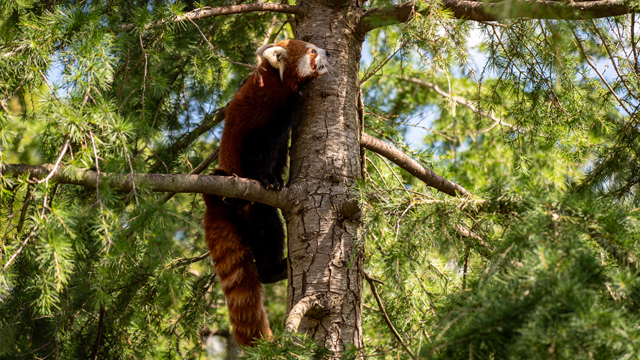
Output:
[[203, 194, 272, 347]]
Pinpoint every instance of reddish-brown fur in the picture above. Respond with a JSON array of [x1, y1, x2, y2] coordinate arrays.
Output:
[[218, 40, 318, 176], [203, 40, 328, 347], [203, 195, 271, 345]]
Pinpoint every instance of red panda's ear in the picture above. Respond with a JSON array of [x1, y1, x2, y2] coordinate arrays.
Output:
[[255, 43, 277, 56], [261, 46, 287, 82]]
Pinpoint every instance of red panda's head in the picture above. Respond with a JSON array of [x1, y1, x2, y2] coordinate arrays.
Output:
[[255, 40, 330, 86]]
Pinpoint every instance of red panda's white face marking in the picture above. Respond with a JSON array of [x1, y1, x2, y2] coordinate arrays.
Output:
[[256, 40, 330, 82], [298, 43, 329, 78]]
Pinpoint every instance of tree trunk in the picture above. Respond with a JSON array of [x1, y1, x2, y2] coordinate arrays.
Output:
[[285, 0, 365, 353]]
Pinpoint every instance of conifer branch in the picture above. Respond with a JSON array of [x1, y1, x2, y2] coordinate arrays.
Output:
[[15, 340, 53, 359], [0, 163, 291, 210], [400, 77, 520, 133], [2, 225, 39, 274], [119, 4, 304, 31], [588, 227, 639, 273], [359, 0, 636, 33], [169, 253, 210, 268], [363, 271, 418, 359], [361, 133, 472, 197], [455, 224, 493, 258], [150, 106, 226, 173], [168, 107, 226, 156]]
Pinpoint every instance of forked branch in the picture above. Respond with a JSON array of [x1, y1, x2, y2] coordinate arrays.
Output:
[[361, 133, 472, 197]]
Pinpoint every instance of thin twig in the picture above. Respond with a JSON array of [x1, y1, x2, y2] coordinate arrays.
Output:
[[139, 34, 149, 132], [124, 147, 139, 206], [263, 15, 278, 46], [570, 26, 640, 190], [16, 340, 53, 359], [363, 270, 417, 359], [462, 247, 469, 289], [38, 138, 70, 184], [401, 77, 519, 132], [2, 226, 39, 273], [16, 186, 32, 235], [89, 131, 101, 196], [90, 307, 105, 360], [360, 39, 409, 85], [169, 252, 210, 269], [407, 261, 437, 317], [374, 152, 410, 196], [571, 26, 634, 117], [394, 203, 415, 244], [366, 157, 390, 190], [188, 17, 255, 70], [158, 147, 219, 204], [35, 65, 61, 102], [253, 15, 280, 84]]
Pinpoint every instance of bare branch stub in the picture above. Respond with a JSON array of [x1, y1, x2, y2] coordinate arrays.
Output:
[[358, 0, 635, 33], [360, 134, 472, 197], [284, 295, 326, 333]]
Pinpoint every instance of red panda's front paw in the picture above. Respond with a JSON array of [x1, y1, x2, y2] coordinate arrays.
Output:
[[258, 175, 284, 191]]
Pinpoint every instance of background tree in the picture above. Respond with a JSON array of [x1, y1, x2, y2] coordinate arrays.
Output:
[[2, 0, 640, 358]]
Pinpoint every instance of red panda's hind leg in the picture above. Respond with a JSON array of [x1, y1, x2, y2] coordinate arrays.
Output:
[[245, 203, 288, 284], [212, 168, 230, 176]]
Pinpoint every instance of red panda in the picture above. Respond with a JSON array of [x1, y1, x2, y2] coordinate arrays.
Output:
[[203, 40, 330, 347]]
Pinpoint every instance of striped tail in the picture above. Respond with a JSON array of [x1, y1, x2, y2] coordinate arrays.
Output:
[[203, 194, 272, 347]]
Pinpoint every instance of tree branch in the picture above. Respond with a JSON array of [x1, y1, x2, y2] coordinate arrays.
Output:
[[120, 4, 304, 31], [359, 0, 636, 33], [360, 133, 472, 197], [363, 271, 417, 359], [169, 252, 210, 269], [588, 227, 638, 273], [455, 224, 492, 257], [1, 163, 290, 210]]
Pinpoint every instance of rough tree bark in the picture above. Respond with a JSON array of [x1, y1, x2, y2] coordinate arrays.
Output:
[[284, 0, 366, 352]]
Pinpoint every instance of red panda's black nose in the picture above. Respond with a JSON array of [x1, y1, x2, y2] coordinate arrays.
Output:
[[326, 51, 330, 58]]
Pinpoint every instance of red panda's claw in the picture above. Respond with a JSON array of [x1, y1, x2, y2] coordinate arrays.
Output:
[[258, 175, 284, 191]]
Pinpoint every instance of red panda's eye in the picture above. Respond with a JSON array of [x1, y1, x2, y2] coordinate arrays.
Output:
[[311, 49, 317, 54]]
